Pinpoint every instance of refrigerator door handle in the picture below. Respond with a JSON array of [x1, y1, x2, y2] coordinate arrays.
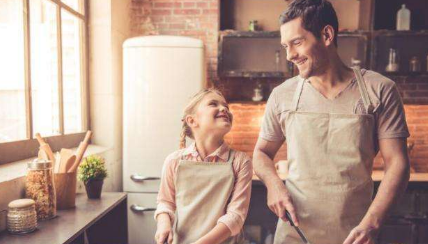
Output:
[[130, 204, 157, 213], [130, 174, 160, 182]]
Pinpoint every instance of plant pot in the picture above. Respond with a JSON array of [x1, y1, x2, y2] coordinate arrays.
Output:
[[84, 179, 104, 199]]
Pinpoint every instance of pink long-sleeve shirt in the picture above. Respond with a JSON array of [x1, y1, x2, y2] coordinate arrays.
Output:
[[155, 142, 253, 236]]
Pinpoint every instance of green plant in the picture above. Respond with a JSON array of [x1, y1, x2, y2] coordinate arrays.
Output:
[[77, 155, 107, 183]]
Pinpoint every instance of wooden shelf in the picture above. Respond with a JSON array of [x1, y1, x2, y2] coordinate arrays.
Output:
[[220, 71, 289, 78]]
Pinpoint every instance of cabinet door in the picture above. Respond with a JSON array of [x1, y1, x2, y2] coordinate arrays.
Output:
[[419, 224, 428, 243], [377, 224, 413, 244], [128, 193, 159, 244]]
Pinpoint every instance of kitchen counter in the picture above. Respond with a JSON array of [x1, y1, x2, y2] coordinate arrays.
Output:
[[253, 171, 428, 182], [0, 192, 127, 244]]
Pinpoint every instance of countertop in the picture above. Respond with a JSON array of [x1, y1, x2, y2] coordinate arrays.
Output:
[[0, 192, 127, 244], [252, 171, 428, 182]]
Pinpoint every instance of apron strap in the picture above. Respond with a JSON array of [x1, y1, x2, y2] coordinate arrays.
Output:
[[227, 150, 236, 164], [352, 67, 374, 114], [291, 77, 305, 112]]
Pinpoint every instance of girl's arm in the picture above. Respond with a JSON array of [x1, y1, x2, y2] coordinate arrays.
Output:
[[155, 153, 179, 244], [192, 223, 231, 244]]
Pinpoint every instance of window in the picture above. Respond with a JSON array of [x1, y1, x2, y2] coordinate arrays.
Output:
[[0, 0, 88, 164]]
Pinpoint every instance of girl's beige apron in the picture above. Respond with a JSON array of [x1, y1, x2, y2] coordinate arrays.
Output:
[[274, 68, 377, 244], [173, 150, 244, 244]]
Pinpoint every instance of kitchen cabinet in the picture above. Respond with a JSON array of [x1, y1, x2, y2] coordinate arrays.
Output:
[[218, 31, 292, 78], [373, 0, 428, 31], [219, 30, 428, 79], [371, 31, 428, 75]]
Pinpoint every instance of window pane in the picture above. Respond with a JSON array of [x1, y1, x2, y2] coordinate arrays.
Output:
[[0, 0, 26, 143], [62, 10, 83, 133], [61, 0, 84, 15], [31, 0, 60, 137]]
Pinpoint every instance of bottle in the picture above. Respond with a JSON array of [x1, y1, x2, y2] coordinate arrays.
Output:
[[275, 50, 281, 72], [386, 48, 399, 72], [252, 82, 263, 102], [396, 4, 410, 31], [409, 56, 421, 72]]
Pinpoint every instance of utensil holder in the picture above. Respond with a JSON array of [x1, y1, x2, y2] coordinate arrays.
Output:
[[54, 172, 77, 210]]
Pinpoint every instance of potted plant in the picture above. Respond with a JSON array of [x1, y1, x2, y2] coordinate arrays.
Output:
[[77, 155, 107, 199]]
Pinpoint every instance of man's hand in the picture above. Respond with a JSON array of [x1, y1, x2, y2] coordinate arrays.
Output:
[[267, 180, 299, 226], [155, 214, 173, 244], [343, 223, 379, 244]]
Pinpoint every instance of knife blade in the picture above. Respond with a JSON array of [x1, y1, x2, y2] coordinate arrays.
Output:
[[285, 211, 311, 244]]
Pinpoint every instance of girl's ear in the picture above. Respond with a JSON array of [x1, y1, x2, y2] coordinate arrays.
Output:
[[185, 114, 198, 128]]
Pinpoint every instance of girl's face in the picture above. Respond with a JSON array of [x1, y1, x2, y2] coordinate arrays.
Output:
[[188, 92, 233, 138]]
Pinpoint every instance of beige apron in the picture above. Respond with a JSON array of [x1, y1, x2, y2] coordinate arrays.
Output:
[[274, 68, 377, 244], [173, 150, 244, 244]]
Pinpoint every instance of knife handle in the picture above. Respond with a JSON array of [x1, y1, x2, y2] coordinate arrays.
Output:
[[285, 211, 296, 227]]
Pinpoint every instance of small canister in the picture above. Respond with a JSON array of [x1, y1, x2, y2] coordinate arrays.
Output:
[[409, 56, 421, 72], [26, 159, 57, 220], [7, 199, 37, 234], [249, 20, 258, 31]]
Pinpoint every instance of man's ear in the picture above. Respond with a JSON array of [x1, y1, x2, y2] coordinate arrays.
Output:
[[322, 25, 335, 47], [185, 115, 198, 128]]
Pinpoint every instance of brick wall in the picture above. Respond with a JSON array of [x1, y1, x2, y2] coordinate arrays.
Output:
[[130, 0, 219, 85], [225, 103, 428, 173], [130, 0, 428, 172]]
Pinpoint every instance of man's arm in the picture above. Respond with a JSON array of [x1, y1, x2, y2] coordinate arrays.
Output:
[[253, 137, 299, 225], [343, 138, 410, 244]]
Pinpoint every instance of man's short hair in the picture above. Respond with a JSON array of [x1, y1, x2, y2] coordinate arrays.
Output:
[[279, 0, 339, 46]]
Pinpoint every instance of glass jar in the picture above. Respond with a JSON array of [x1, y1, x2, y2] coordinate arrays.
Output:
[[409, 56, 421, 72], [249, 20, 258, 31], [25, 159, 57, 220], [7, 199, 37, 234]]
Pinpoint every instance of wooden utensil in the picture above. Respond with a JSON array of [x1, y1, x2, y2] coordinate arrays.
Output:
[[64, 155, 76, 173], [68, 131, 92, 173], [58, 149, 73, 173], [38, 149, 49, 160], [35, 133, 56, 166]]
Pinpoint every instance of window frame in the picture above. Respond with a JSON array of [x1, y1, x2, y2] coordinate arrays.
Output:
[[0, 0, 89, 165]]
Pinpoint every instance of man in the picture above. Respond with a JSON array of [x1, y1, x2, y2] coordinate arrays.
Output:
[[253, 0, 410, 244]]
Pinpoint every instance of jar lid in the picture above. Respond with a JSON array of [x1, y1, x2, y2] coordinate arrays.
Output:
[[8, 199, 35, 209], [27, 159, 52, 170]]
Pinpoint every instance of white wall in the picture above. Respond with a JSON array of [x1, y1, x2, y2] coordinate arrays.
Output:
[[89, 0, 131, 192]]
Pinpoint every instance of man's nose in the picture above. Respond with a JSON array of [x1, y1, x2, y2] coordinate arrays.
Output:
[[286, 48, 297, 62]]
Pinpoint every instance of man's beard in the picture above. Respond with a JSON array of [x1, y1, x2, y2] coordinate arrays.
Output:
[[298, 48, 327, 79]]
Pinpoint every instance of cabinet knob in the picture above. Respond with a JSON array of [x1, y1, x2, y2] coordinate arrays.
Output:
[[130, 174, 160, 182], [130, 204, 156, 213]]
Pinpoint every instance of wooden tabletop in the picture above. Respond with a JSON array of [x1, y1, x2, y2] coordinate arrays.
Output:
[[252, 171, 428, 182], [0, 192, 127, 244]]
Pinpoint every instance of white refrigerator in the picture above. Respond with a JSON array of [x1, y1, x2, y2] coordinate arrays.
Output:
[[123, 36, 205, 244]]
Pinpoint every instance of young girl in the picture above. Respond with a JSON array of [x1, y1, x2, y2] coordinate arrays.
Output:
[[154, 89, 253, 244]]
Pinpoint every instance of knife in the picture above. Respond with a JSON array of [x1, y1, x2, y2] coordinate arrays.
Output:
[[285, 211, 311, 244]]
